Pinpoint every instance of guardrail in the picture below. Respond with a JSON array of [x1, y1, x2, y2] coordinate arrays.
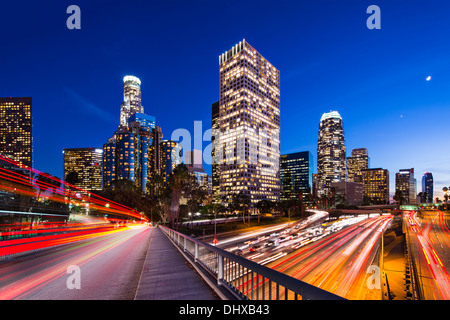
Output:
[[159, 225, 345, 300]]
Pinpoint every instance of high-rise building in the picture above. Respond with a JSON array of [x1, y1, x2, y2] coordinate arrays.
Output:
[[211, 101, 220, 202], [395, 168, 416, 204], [361, 168, 390, 204], [102, 136, 116, 188], [421, 172, 433, 203], [148, 126, 163, 183], [0, 97, 32, 168], [103, 76, 155, 193], [186, 149, 211, 194], [317, 111, 346, 197], [119, 76, 144, 127], [161, 140, 182, 182], [347, 148, 369, 183], [63, 147, 103, 191], [330, 181, 363, 206], [214, 39, 281, 205], [280, 151, 313, 201]]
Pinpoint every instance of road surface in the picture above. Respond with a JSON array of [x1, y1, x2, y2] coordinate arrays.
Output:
[[405, 210, 450, 300], [0, 225, 151, 299]]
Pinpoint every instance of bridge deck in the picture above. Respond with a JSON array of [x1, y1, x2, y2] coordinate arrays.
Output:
[[135, 227, 222, 300]]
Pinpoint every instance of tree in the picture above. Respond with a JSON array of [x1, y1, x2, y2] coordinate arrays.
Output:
[[65, 171, 80, 186], [167, 164, 191, 229], [35, 173, 57, 202], [443, 187, 448, 210], [230, 191, 251, 224], [393, 190, 405, 206], [256, 199, 274, 222]]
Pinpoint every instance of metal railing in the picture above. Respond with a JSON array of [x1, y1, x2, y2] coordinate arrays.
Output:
[[159, 225, 345, 300]]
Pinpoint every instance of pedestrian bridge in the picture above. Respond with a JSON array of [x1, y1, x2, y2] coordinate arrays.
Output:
[[159, 225, 345, 300]]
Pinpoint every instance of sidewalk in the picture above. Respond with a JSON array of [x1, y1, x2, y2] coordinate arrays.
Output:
[[134, 227, 222, 300]]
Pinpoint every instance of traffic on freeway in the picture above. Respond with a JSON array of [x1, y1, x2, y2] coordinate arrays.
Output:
[[216, 210, 392, 299], [404, 210, 450, 300]]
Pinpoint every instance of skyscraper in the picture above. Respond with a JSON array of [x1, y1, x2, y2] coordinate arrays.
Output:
[[361, 168, 390, 204], [280, 151, 313, 201], [186, 149, 210, 192], [422, 172, 433, 203], [63, 147, 103, 191], [161, 140, 182, 182], [148, 126, 163, 183], [395, 168, 416, 204], [119, 75, 144, 127], [0, 97, 32, 168], [211, 101, 220, 202], [317, 111, 346, 197], [214, 39, 281, 205], [347, 148, 369, 183], [103, 76, 155, 193]]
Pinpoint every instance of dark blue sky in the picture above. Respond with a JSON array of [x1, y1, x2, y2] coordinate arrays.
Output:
[[1, 0, 449, 199]]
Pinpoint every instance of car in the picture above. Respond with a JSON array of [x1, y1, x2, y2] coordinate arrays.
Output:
[[265, 240, 275, 247], [270, 232, 279, 237], [249, 245, 261, 252]]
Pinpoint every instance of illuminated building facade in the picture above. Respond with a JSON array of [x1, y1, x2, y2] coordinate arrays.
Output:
[[103, 114, 154, 193], [103, 76, 155, 193], [347, 148, 369, 183], [63, 147, 103, 191], [361, 168, 390, 204], [161, 140, 182, 182], [395, 168, 416, 204], [148, 126, 163, 183], [214, 39, 281, 204], [120, 75, 144, 127], [317, 111, 346, 197], [421, 172, 433, 203], [280, 151, 313, 201], [211, 101, 220, 202], [186, 149, 211, 194], [330, 181, 363, 206], [0, 97, 32, 168]]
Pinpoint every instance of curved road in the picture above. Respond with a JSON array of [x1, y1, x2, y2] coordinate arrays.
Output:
[[0, 225, 151, 300]]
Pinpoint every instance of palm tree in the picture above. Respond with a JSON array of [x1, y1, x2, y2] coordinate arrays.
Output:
[[443, 187, 448, 210]]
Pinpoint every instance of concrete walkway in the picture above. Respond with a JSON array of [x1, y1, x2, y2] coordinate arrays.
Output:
[[134, 227, 221, 300]]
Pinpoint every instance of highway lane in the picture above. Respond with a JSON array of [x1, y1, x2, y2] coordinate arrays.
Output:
[[218, 213, 392, 300], [0, 225, 151, 300], [405, 210, 450, 300], [265, 215, 391, 300]]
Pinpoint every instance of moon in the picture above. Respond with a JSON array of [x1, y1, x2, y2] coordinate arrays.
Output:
[[426, 76, 432, 81]]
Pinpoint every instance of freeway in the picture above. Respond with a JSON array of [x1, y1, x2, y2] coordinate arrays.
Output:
[[218, 211, 392, 300], [265, 215, 392, 299], [0, 224, 151, 299], [405, 210, 450, 300]]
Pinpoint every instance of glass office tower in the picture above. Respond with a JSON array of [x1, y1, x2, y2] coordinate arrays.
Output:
[[0, 97, 32, 168], [214, 39, 281, 205], [347, 148, 369, 183], [63, 147, 103, 191], [421, 172, 433, 203], [280, 151, 313, 201], [395, 168, 417, 204], [317, 111, 346, 197], [103, 76, 155, 193], [361, 168, 390, 204], [120, 75, 144, 127]]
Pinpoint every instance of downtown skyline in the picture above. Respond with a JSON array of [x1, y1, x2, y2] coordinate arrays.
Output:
[[1, 0, 449, 200]]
